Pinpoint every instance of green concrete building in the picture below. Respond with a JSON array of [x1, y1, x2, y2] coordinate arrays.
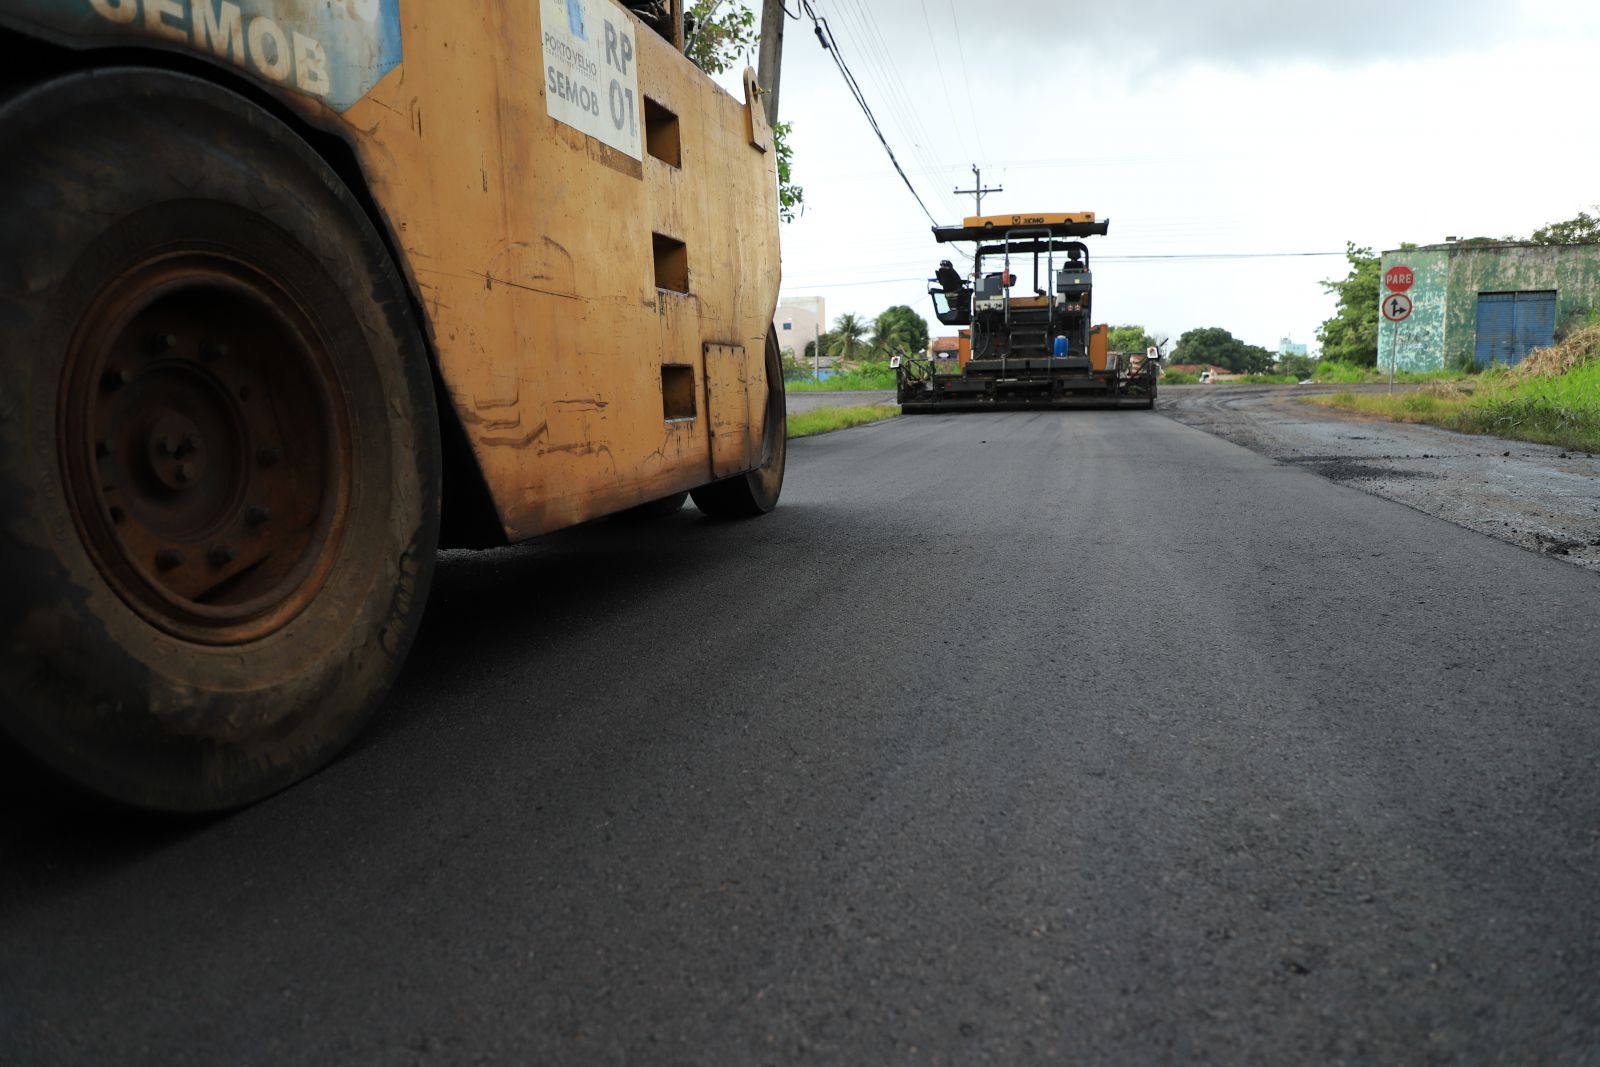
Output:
[[1377, 242, 1600, 372]]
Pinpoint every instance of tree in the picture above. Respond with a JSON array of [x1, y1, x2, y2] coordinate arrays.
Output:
[[684, 1, 756, 74], [1170, 327, 1275, 373], [1529, 208, 1600, 245], [779, 349, 813, 381], [1316, 243, 1380, 367], [773, 121, 803, 223], [1107, 324, 1156, 355], [685, 2, 803, 222], [1278, 352, 1317, 379], [826, 313, 869, 362], [1173, 327, 1237, 370], [870, 305, 930, 356], [1237, 343, 1275, 374]]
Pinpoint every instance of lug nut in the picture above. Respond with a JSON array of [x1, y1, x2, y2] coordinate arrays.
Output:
[[155, 549, 184, 571], [161, 435, 181, 456], [182, 432, 201, 453], [175, 461, 196, 484], [201, 341, 229, 362], [150, 333, 178, 354], [246, 505, 272, 526], [101, 369, 131, 392], [208, 544, 237, 568], [257, 445, 281, 467]]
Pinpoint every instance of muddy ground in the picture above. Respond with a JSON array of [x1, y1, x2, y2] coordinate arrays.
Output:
[[1160, 383, 1600, 573]]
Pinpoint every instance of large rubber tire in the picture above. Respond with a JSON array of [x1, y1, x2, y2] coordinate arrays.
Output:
[[0, 70, 440, 811], [690, 334, 787, 518]]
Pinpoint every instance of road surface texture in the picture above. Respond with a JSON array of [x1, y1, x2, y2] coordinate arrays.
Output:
[[1162, 384, 1600, 572], [4, 410, 1598, 1065]]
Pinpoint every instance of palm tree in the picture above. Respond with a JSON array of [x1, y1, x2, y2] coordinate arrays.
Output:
[[826, 313, 869, 364], [870, 317, 911, 358]]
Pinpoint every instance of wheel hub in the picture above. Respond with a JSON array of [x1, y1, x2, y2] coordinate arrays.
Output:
[[60, 253, 351, 645]]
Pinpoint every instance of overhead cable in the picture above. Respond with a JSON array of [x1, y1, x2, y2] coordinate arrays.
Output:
[[795, 0, 943, 228]]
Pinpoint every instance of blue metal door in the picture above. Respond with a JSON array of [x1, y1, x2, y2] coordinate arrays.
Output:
[[1475, 291, 1556, 367]]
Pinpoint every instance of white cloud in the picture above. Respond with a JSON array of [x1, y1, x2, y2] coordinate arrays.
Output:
[[756, 0, 1600, 348]]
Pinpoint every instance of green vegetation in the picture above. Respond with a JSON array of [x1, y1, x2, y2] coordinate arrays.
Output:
[[1108, 324, 1158, 354], [787, 306, 933, 388], [1278, 352, 1317, 379], [1303, 325, 1600, 452], [1316, 243, 1382, 367], [686, 2, 801, 220], [1162, 370, 1200, 384], [788, 361, 897, 391], [825, 312, 871, 363], [870, 305, 930, 356], [805, 306, 932, 369], [1313, 360, 1378, 383], [1530, 207, 1600, 245], [787, 404, 899, 437], [772, 121, 803, 223], [1312, 360, 1469, 384], [1171, 327, 1275, 373]]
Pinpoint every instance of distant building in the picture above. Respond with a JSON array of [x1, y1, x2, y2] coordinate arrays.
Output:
[[774, 296, 826, 355], [1278, 336, 1308, 357], [1378, 242, 1600, 372]]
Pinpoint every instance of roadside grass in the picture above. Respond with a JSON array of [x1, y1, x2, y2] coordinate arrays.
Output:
[[787, 361, 898, 391], [1313, 360, 1471, 384], [787, 404, 899, 438], [1162, 370, 1200, 384], [1303, 329, 1600, 452]]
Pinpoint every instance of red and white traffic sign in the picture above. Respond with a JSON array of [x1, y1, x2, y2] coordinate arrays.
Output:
[[1382, 293, 1413, 322], [1383, 264, 1415, 292]]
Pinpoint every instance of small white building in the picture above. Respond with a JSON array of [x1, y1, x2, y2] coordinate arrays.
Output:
[[774, 295, 826, 356]]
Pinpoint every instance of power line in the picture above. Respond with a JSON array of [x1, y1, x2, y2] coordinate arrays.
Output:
[[831, 0, 963, 219], [1099, 251, 1346, 261], [945, 0, 986, 163], [917, 0, 973, 165], [795, 0, 942, 228], [783, 250, 1350, 289]]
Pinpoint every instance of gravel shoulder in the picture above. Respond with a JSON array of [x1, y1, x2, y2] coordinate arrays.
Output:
[[785, 388, 895, 414], [1160, 383, 1600, 572]]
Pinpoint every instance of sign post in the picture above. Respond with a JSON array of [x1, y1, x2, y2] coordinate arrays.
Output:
[[1381, 266, 1415, 393]]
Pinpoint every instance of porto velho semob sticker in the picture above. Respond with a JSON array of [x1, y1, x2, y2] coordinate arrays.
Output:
[[2, 0, 403, 112]]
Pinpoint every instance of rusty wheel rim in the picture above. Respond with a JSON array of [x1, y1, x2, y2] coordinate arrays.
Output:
[[59, 252, 351, 646]]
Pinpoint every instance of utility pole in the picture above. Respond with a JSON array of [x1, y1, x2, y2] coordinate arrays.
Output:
[[953, 164, 1002, 218], [757, 0, 785, 127]]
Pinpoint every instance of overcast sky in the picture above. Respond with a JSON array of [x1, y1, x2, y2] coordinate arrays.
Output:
[[713, 0, 1600, 352]]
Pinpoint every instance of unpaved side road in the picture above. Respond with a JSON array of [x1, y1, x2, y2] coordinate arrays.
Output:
[[1160, 384, 1600, 572], [785, 388, 895, 414]]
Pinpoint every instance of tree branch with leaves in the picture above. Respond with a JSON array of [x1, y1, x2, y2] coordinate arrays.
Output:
[[684, 1, 803, 223]]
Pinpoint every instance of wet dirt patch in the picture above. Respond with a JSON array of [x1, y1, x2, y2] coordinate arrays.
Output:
[[1278, 456, 1443, 483]]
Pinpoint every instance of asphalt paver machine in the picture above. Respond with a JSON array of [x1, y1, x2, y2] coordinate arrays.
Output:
[[897, 213, 1158, 410]]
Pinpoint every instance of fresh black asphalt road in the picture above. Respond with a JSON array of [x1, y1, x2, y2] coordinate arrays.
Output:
[[4, 410, 1599, 1065]]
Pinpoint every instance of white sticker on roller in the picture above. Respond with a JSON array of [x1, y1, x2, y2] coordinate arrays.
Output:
[[541, 0, 642, 160]]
